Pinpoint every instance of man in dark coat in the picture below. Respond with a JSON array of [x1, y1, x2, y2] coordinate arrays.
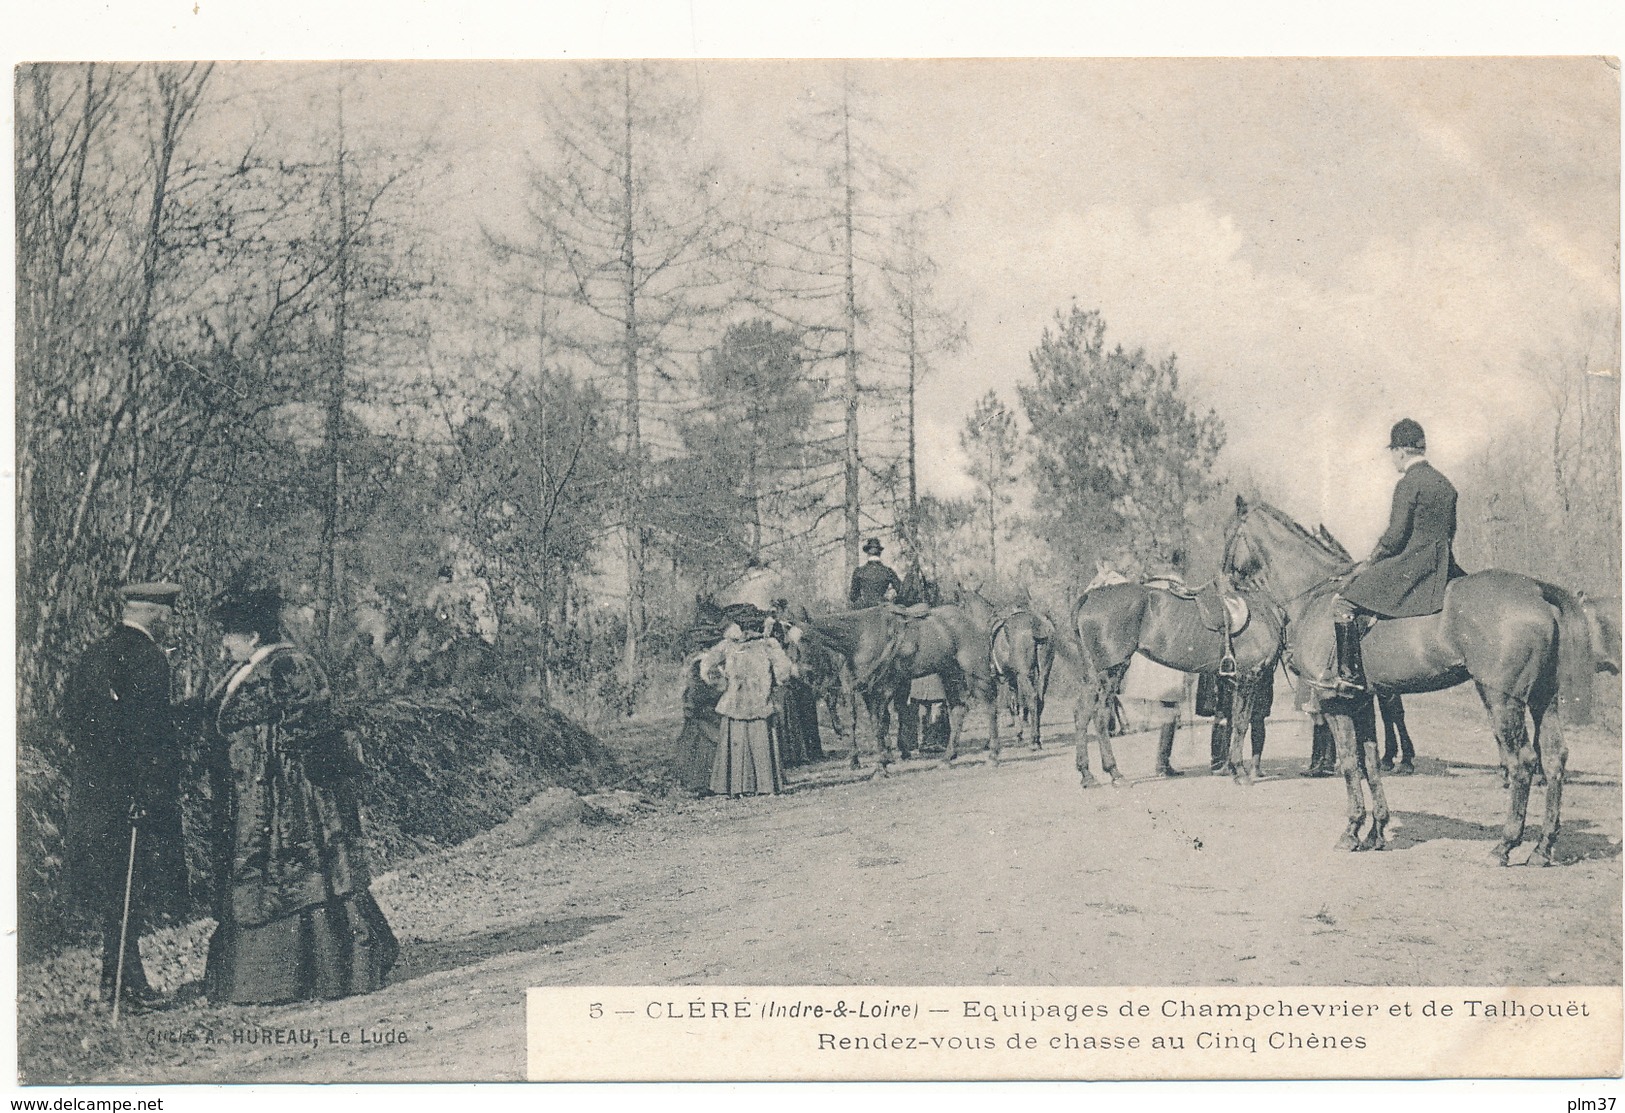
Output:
[[61, 582, 190, 1009], [849, 538, 903, 608], [1332, 418, 1461, 690]]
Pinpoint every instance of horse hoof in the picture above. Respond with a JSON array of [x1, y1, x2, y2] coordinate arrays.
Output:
[[1079, 776, 1100, 790], [869, 766, 890, 781], [1491, 845, 1513, 867], [1335, 834, 1358, 852]]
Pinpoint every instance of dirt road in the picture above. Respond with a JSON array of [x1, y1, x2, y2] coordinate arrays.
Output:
[[21, 685, 1621, 1083]]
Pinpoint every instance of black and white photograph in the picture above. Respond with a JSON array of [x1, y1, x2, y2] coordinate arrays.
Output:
[[8, 10, 1623, 1100]]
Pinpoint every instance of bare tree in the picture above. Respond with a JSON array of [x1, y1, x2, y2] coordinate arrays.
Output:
[[503, 62, 734, 683], [744, 66, 919, 582]]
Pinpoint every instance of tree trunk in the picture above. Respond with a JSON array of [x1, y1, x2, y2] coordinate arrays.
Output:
[[620, 64, 644, 686], [320, 80, 350, 647], [841, 80, 862, 582]]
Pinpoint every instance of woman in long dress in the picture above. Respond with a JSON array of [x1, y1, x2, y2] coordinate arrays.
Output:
[[699, 623, 794, 797], [203, 582, 398, 1005], [775, 627, 825, 767], [675, 654, 723, 793]]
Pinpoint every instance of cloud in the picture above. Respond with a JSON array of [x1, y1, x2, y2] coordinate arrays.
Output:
[[931, 196, 1614, 552]]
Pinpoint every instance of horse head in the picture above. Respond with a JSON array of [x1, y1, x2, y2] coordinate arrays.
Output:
[[1224, 496, 1350, 603]]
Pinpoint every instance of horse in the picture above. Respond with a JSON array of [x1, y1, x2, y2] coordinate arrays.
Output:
[[800, 605, 997, 771], [947, 585, 1057, 750], [1069, 577, 1285, 786], [1222, 496, 1594, 864], [791, 629, 857, 744]]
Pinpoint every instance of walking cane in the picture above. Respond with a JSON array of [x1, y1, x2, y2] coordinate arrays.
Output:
[[111, 820, 138, 1024]]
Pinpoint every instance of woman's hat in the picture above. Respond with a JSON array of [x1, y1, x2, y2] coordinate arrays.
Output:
[[210, 571, 284, 634], [863, 538, 884, 555], [1388, 418, 1426, 451]]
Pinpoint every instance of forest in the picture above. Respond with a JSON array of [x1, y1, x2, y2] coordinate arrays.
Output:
[[15, 61, 1619, 951]]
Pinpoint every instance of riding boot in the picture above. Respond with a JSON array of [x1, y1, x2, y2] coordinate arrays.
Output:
[[1334, 617, 1368, 693], [1303, 719, 1336, 776], [1155, 722, 1182, 776], [1209, 716, 1230, 774]]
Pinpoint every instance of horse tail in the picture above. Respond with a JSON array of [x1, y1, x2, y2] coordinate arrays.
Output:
[[1539, 580, 1595, 726]]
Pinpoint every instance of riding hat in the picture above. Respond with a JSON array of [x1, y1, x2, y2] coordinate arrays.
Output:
[[1387, 418, 1426, 451], [121, 582, 182, 605], [862, 538, 884, 556]]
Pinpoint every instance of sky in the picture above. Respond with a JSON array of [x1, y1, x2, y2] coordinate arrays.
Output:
[[184, 56, 1619, 556], [7, 8, 1622, 566]]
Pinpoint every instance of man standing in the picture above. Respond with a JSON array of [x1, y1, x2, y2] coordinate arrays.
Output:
[[62, 582, 189, 1010], [1332, 419, 1461, 691], [849, 538, 903, 608]]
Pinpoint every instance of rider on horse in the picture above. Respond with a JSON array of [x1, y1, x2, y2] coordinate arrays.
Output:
[[850, 538, 903, 608], [1331, 418, 1463, 692]]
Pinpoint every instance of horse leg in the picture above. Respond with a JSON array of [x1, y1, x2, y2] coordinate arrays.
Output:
[[895, 688, 916, 762], [1390, 695, 1416, 773], [942, 700, 971, 766], [987, 680, 1001, 766], [1355, 696, 1389, 851], [846, 683, 863, 768], [1528, 699, 1568, 866], [1485, 690, 1535, 865], [1073, 693, 1096, 787], [1031, 672, 1045, 751], [1250, 701, 1268, 777], [1379, 696, 1398, 771], [1073, 689, 1100, 788], [1229, 679, 1258, 783], [1326, 709, 1367, 851], [1014, 671, 1036, 749], [1074, 676, 1124, 785]]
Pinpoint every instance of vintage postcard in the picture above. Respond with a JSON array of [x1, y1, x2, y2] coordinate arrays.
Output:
[[8, 23, 1622, 1110]]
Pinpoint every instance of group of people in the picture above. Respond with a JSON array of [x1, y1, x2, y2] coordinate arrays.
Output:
[[675, 554, 831, 798], [677, 536, 957, 798], [61, 577, 396, 1013]]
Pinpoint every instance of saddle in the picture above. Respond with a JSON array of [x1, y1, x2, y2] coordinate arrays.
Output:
[[1143, 578, 1250, 636], [887, 602, 934, 620]]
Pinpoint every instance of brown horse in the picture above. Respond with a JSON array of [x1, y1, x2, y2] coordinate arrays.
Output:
[[792, 631, 858, 744], [948, 586, 1057, 750], [1222, 497, 1594, 864], [801, 605, 997, 771], [1070, 580, 1285, 786]]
